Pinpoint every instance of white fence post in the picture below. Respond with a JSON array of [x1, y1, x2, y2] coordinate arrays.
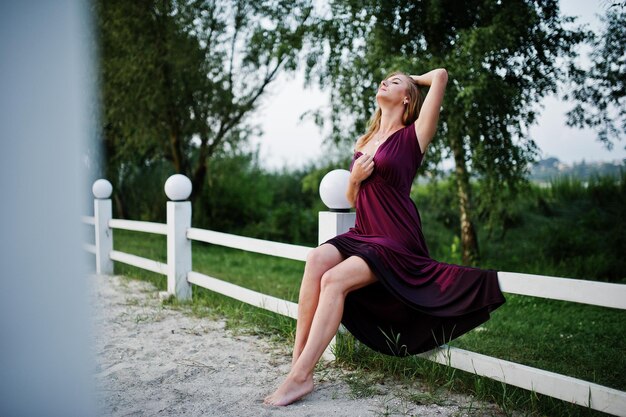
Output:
[[318, 170, 357, 361], [165, 174, 193, 301], [318, 212, 357, 246], [93, 179, 113, 275]]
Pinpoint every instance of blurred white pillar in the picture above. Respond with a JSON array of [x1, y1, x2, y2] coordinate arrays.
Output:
[[0, 1, 97, 416]]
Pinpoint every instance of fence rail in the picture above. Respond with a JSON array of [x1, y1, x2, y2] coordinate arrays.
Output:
[[83, 176, 626, 416], [187, 271, 299, 319], [418, 346, 626, 416], [187, 227, 310, 261], [109, 250, 168, 276], [109, 219, 167, 235], [497, 271, 626, 309]]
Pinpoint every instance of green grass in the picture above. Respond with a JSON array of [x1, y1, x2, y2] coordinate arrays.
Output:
[[108, 227, 625, 417]]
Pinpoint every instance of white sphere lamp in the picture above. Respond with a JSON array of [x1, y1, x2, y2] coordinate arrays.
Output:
[[92, 179, 113, 199], [164, 174, 192, 201], [319, 169, 351, 212]]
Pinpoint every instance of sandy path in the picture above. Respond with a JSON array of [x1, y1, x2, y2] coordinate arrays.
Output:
[[90, 274, 505, 417]]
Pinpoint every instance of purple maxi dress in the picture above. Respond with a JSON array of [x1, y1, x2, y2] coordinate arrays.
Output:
[[323, 121, 506, 356]]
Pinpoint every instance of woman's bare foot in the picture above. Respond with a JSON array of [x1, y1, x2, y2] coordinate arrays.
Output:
[[263, 373, 314, 406]]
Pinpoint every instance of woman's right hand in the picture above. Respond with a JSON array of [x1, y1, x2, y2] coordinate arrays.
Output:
[[351, 152, 375, 183]]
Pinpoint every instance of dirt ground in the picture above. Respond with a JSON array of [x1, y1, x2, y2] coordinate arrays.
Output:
[[90, 274, 507, 416]]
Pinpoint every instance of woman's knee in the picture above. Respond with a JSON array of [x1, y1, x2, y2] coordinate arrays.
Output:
[[305, 244, 343, 273], [319, 256, 376, 295], [319, 269, 345, 294]]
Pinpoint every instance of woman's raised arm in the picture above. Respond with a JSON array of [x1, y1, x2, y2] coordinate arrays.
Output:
[[410, 69, 448, 152]]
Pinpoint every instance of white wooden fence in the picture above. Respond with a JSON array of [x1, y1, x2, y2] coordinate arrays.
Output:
[[84, 174, 626, 416]]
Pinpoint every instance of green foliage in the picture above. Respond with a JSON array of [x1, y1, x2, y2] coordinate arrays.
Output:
[[107, 158, 171, 221], [191, 149, 336, 246], [418, 168, 626, 283], [565, 5, 626, 148], [104, 135, 355, 246], [95, 0, 314, 213]]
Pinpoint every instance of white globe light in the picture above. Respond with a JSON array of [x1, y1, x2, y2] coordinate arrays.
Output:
[[164, 174, 192, 201], [92, 179, 113, 199], [319, 169, 351, 211]]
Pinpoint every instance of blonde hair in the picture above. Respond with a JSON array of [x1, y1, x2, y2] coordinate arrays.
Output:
[[357, 71, 424, 149]]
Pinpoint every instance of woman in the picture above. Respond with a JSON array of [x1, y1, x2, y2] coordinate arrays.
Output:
[[264, 68, 506, 407]]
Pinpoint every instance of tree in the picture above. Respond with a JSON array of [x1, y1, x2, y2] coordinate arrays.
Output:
[[96, 0, 313, 216], [564, 4, 625, 150], [305, 0, 590, 265]]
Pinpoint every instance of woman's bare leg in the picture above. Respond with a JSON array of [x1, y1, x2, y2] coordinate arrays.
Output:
[[291, 244, 344, 366], [264, 256, 377, 406]]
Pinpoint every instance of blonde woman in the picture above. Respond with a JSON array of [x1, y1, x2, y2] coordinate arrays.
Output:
[[264, 69, 506, 406]]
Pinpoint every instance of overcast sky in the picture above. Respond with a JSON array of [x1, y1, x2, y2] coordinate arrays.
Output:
[[249, 0, 625, 171]]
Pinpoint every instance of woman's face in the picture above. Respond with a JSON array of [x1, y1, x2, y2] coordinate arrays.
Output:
[[376, 74, 409, 105]]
